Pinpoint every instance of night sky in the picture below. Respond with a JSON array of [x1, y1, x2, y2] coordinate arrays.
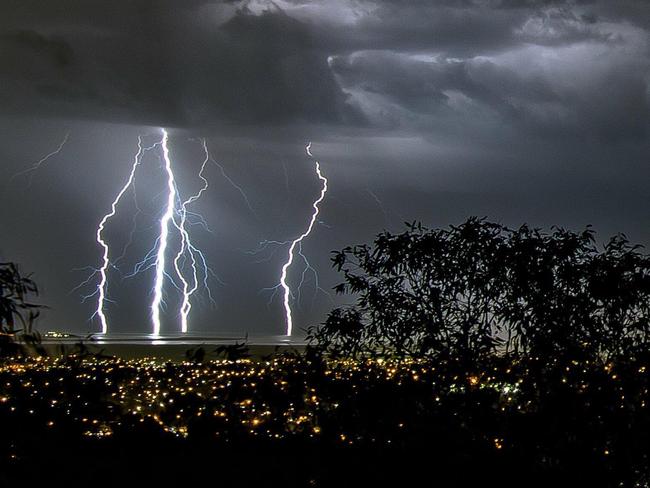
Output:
[[1, 0, 649, 337]]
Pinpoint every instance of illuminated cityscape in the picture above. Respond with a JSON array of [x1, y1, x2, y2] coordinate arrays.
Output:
[[2, 1, 650, 486]]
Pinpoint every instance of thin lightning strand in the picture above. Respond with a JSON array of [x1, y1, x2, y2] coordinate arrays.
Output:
[[366, 188, 389, 226], [365, 187, 404, 226], [94, 136, 145, 334], [296, 242, 333, 307], [279, 142, 328, 336], [187, 137, 256, 219], [151, 129, 177, 336], [113, 184, 143, 268], [12, 132, 70, 186], [209, 156, 257, 218]]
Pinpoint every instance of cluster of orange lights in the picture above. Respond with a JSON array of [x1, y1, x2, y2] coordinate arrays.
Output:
[[0, 354, 645, 457]]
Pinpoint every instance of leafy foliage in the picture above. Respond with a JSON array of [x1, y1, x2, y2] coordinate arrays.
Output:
[[0, 263, 41, 332], [308, 218, 650, 362], [213, 341, 251, 361], [0, 262, 45, 357]]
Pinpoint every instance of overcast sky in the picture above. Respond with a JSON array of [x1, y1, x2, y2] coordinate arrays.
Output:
[[1, 0, 649, 337]]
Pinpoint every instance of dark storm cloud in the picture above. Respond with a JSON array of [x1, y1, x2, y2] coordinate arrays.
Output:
[[288, 0, 647, 141], [329, 45, 649, 140], [0, 1, 356, 127], [285, 0, 614, 55], [0, 30, 73, 68], [1, 0, 648, 140], [175, 8, 358, 126]]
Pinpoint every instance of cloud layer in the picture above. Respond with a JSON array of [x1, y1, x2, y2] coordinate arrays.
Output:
[[1, 0, 648, 139]]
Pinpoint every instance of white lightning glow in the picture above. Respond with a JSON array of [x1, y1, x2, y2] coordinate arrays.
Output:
[[150, 129, 177, 336], [279, 142, 328, 336], [94, 136, 145, 334], [79, 130, 219, 335], [172, 139, 211, 333]]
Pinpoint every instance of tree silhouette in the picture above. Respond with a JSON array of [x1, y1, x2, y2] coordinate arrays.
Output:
[[308, 218, 650, 363], [0, 262, 44, 357], [0, 262, 41, 332]]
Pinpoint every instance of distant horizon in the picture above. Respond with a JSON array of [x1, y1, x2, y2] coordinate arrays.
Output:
[[39, 329, 307, 344]]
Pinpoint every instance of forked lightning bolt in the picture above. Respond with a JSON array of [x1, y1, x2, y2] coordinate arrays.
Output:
[[172, 139, 211, 333], [83, 129, 216, 335], [279, 142, 328, 336]]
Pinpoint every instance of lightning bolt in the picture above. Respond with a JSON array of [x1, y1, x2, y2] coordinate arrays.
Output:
[[172, 138, 211, 333], [78, 129, 219, 336], [93, 136, 146, 334], [279, 142, 328, 336], [150, 128, 177, 336], [12, 132, 70, 186]]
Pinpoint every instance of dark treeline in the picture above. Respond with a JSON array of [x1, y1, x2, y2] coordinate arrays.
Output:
[[0, 219, 649, 487], [310, 218, 650, 363]]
